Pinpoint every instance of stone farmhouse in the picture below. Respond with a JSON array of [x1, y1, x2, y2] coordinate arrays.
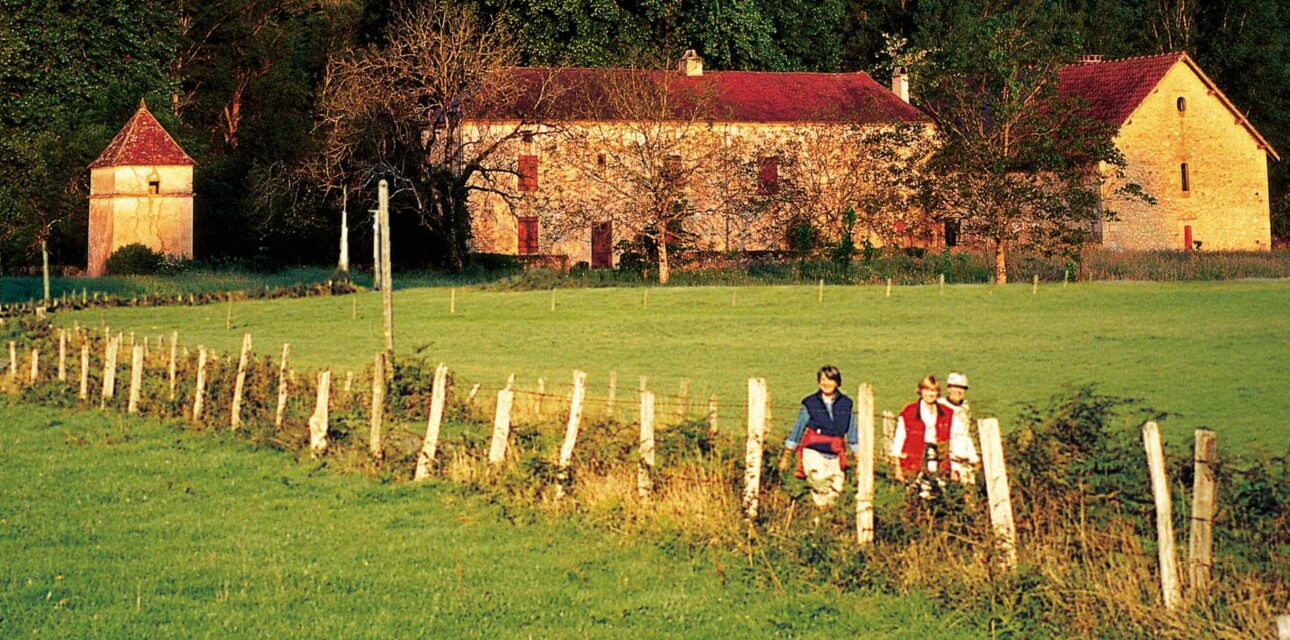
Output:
[[87, 100, 195, 276], [464, 51, 1277, 267], [1062, 52, 1278, 251]]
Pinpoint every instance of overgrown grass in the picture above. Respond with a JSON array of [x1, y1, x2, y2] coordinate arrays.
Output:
[[52, 280, 1290, 449], [0, 400, 968, 638]]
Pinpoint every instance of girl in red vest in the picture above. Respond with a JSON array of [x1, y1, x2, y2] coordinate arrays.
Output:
[[890, 375, 953, 482]]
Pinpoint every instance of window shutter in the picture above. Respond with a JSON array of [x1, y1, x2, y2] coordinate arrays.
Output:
[[519, 155, 539, 192], [757, 157, 779, 195]]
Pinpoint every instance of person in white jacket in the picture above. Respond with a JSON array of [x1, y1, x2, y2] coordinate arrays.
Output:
[[938, 372, 979, 485]]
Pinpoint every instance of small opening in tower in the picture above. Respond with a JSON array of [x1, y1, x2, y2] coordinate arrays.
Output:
[[148, 180, 160, 194], [1177, 97, 1187, 112]]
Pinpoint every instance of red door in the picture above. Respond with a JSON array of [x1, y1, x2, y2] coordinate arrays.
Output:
[[1183, 225, 1193, 251], [518, 217, 539, 255], [592, 222, 612, 268]]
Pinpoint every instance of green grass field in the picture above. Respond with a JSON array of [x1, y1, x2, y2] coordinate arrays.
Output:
[[56, 280, 1290, 449], [0, 400, 969, 638]]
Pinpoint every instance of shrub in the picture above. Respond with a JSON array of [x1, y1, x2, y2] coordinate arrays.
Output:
[[104, 244, 164, 275]]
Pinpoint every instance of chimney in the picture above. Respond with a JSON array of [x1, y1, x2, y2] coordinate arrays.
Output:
[[891, 67, 910, 103], [1079, 54, 1104, 64], [679, 49, 703, 77]]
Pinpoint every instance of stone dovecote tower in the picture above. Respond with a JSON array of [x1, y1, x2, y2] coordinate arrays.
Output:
[[87, 99, 195, 276]]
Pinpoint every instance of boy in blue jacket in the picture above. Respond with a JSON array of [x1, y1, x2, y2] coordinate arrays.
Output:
[[777, 365, 860, 508]]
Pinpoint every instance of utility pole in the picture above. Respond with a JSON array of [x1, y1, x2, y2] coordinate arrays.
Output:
[[338, 185, 349, 275]]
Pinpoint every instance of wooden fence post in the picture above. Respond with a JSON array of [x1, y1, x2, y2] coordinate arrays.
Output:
[[487, 388, 515, 466], [1189, 429, 1217, 595], [638, 391, 656, 499], [28, 349, 39, 384], [100, 336, 118, 408], [466, 383, 480, 404], [230, 333, 253, 429], [978, 418, 1018, 568], [555, 370, 588, 496], [885, 278, 892, 298], [58, 330, 66, 382], [606, 370, 617, 417], [1143, 421, 1182, 610], [309, 370, 331, 458], [127, 345, 144, 414], [191, 346, 208, 422], [535, 377, 545, 418], [369, 352, 385, 460], [1277, 615, 1290, 640], [818, 278, 824, 303], [743, 377, 768, 522], [414, 363, 449, 480], [708, 394, 719, 434], [78, 343, 89, 400], [854, 383, 875, 546], [8, 341, 15, 381], [677, 379, 690, 420], [274, 344, 290, 429], [167, 331, 178, 400]]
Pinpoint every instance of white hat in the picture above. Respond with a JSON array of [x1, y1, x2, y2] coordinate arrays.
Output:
[[946, 372, 969, 388]]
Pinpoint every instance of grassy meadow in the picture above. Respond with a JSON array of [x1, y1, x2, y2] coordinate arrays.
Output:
[[55, 280, 1290, 449], [0, 400, 967, 639]]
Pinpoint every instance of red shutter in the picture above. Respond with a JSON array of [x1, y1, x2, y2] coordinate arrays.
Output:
[[518, 217, 539, 254], [518, 155, 538, 192], [1183, 225, 1193, 250], [757, 157, 779, 195]]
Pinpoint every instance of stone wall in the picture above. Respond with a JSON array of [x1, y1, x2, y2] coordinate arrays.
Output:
[[1100, 62, 1272, 251]]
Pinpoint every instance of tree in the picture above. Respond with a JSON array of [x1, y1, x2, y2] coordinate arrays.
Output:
[[917, 12, 1148, 283], [312, 2, 565, 269], [533, 59, 746, 283]]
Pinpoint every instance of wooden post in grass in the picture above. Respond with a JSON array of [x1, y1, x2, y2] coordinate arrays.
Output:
[[78, 343, 89, 400], [487, 388, 515, 466], [450, 288, 455, 315], [885, 278, 892, 298], [939, 273, 945, 294], [351, 296, 357, 320], [881, 411, 896, 463], [28, 349, 39, 384], [344, 371, 353, 394], [818, 279, 824, 303], [225, 295, 233, 330], [466, 383, 480, 404], [638, 390, 656, 499], [743, 377, 768, 521], [536, 377, 545, 418], [168, 332, 179, 400], [369, 352, 386, 460], [606, 371, 617, 417], [1143, 421, 1181, 610], [677, 379, 690, 420], [274, 344, 291, 429], [1032, 274, 1038, 294], [7, 341, 15, 381], [308, 370, 331, 458], [127, 345, 143, 414], [708, 394, 719, 434], [1189, 429, 1217, 595], [58, 329, 66, 382], [100, 336, 118, 408], [550, 288, 556, 312], [854, 383, 875, 546], [732, 289, 736, 307], [379, 180, 394, 363], [230, 333, 253, 429], [414, 363, 449, 480], [555, 370, 588, 496], [978, 418, 1017, 568], [191, 347, 208, 422], [1276, 616, 1290, 640]]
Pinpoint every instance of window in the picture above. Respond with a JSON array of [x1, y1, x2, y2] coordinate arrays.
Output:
[[665, 154, 683, 186], [944, 220, 960, 247], [517, 216, 539, 254], [756, 157, 779, 195], [1180, 163, 1190, 193], [1177, 97, 1187, 112], [518, 155, 538, 192], [148, 180, 160, 194]]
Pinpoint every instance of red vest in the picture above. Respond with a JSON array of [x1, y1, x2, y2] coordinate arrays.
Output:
[[898, 401, 952, 475]]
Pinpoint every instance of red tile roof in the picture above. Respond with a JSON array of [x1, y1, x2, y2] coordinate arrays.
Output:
[[89, 100, 194, 168], [1058, 52, 1277, 159], [475, 67, 928, 124], [1057, 52, 1183, 126]]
